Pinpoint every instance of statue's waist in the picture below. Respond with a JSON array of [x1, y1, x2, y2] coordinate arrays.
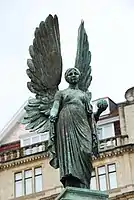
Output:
[[61, 102, 85, 111]]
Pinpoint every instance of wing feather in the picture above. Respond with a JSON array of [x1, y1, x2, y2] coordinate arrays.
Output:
[[27, 14, 62, 96], [75, 21, 92, 92]]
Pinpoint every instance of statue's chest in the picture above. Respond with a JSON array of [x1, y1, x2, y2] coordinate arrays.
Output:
[[62, 90, 85, 103]]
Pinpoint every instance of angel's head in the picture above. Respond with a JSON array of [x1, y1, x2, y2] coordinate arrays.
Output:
[[65, 68, 81, 84]]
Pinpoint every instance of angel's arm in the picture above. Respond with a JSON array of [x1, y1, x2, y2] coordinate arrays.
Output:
[[94, 109, 103, 123], [50, 101, 60, 117], [50, 91, 62, 122]]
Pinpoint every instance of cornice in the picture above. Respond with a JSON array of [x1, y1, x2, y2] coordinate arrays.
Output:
[[0, 151, 49, 170], [93, 143, 134, 161], [110, 190, 134, 200], [1, 144, 134, 170]]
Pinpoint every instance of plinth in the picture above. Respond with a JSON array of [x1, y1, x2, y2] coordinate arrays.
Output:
[[56, 187, 109, 200]]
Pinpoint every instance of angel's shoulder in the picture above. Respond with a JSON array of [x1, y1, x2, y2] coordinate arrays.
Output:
[[85, 91, 92, 98]]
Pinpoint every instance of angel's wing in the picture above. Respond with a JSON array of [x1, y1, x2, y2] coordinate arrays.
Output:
[[27, 14, 62, 97], [22, 15, 62, 133], [74, 21, 92, 92]]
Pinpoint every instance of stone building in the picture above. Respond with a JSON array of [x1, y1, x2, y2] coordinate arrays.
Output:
[[0, 87, 134, 200]]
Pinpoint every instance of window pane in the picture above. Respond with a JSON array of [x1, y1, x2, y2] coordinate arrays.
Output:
[[25, 178, 32, 195], [41, 132, 49, 141], [15, 180, 23, 197], [35, 167, 42, 175], [90, 177, 97, 190], [98, 166, 105, 175], [103, 124, 114, 139], [15, 172, 22, 181], [108, 164, 115, 172], [109, 172, 117, 189], [23, 138, 31, 146], [24, 169, 32, 195], [35, 175, 42, 192], [99, 175, 107, 191], [32, 136, 39, 144], [25, 170, 32, 178]]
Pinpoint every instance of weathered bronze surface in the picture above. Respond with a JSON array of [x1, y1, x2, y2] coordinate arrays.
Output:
[[56, 187, 109, 200], [22, 14, 108, 189]]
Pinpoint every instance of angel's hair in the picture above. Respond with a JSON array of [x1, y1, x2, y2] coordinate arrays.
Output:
[[64, 68, 81, 82]]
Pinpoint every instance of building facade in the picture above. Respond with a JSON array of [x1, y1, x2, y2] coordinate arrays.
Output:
[[0, 87, 134, 200]]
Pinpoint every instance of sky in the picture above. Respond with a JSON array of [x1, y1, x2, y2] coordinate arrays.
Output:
[[0, 0, 134, 131]]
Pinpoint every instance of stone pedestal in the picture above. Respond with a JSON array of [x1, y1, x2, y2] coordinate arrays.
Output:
[[56, 187, 109, 200]]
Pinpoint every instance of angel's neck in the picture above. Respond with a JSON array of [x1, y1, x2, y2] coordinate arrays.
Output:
[[69, 84, 79, 90]]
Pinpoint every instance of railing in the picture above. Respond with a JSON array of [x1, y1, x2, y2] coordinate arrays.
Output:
[[0, 135, 129, 163], [99, 134, 129, 151], [0, 141, 48, 163]]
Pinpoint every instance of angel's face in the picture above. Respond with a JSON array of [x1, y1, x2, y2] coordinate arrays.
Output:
[[65, 68, 80, 84]]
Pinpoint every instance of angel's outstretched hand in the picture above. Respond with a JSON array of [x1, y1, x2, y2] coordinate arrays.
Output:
[[49, 115, 57, 123], [97, 99, 108, 112]]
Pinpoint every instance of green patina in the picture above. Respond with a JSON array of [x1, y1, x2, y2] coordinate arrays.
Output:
[[22, 14, 108, 190], [56, 187, 108, 200]]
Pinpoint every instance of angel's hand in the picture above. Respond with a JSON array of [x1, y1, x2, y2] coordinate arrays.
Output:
[[49, 100, 60, 123], [49, 115, 57, 123], [97, 99, 108, 112]]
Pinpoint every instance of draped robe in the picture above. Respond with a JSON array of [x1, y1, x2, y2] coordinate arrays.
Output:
[[49, 88, 96, 188]]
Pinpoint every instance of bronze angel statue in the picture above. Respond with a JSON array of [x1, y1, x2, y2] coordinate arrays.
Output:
[[22, 14, 108, 189]]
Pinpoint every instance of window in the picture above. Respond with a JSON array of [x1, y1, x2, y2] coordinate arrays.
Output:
[[32, 136, 40, 144], [21, 132, 49, 155], [15, 172, 23, 197], [98, 166, 107, 191], [23, 138, 31, 146], [35, 167, 43, 192], [41, 132, 49, 141], [98, 123, 115, 140], [90, 170, 97, 190], [90, 163, 117, 191], [21, 132, 49, 147], [108, 164, 117, 189], [24, 170, 32, 195], [14, 167, 43, 197]]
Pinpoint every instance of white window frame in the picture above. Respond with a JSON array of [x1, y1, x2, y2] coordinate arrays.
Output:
[[14, 166, 43, 197], [98, 123, 115, 140], [90, 170, 97, 190], [20, 131, 49, 147], [14, 172, 23, 197], [90, 163, 117, 191]]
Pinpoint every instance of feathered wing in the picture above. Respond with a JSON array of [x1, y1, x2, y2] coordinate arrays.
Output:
[[74, 21, 92, 92], [22, 15, 62, 134]]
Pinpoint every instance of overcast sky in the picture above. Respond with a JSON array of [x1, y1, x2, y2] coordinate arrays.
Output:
[[0, 0, 134, 131]]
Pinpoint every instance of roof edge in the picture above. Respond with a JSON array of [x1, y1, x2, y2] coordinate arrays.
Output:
[[0, 100, 28, 143]]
